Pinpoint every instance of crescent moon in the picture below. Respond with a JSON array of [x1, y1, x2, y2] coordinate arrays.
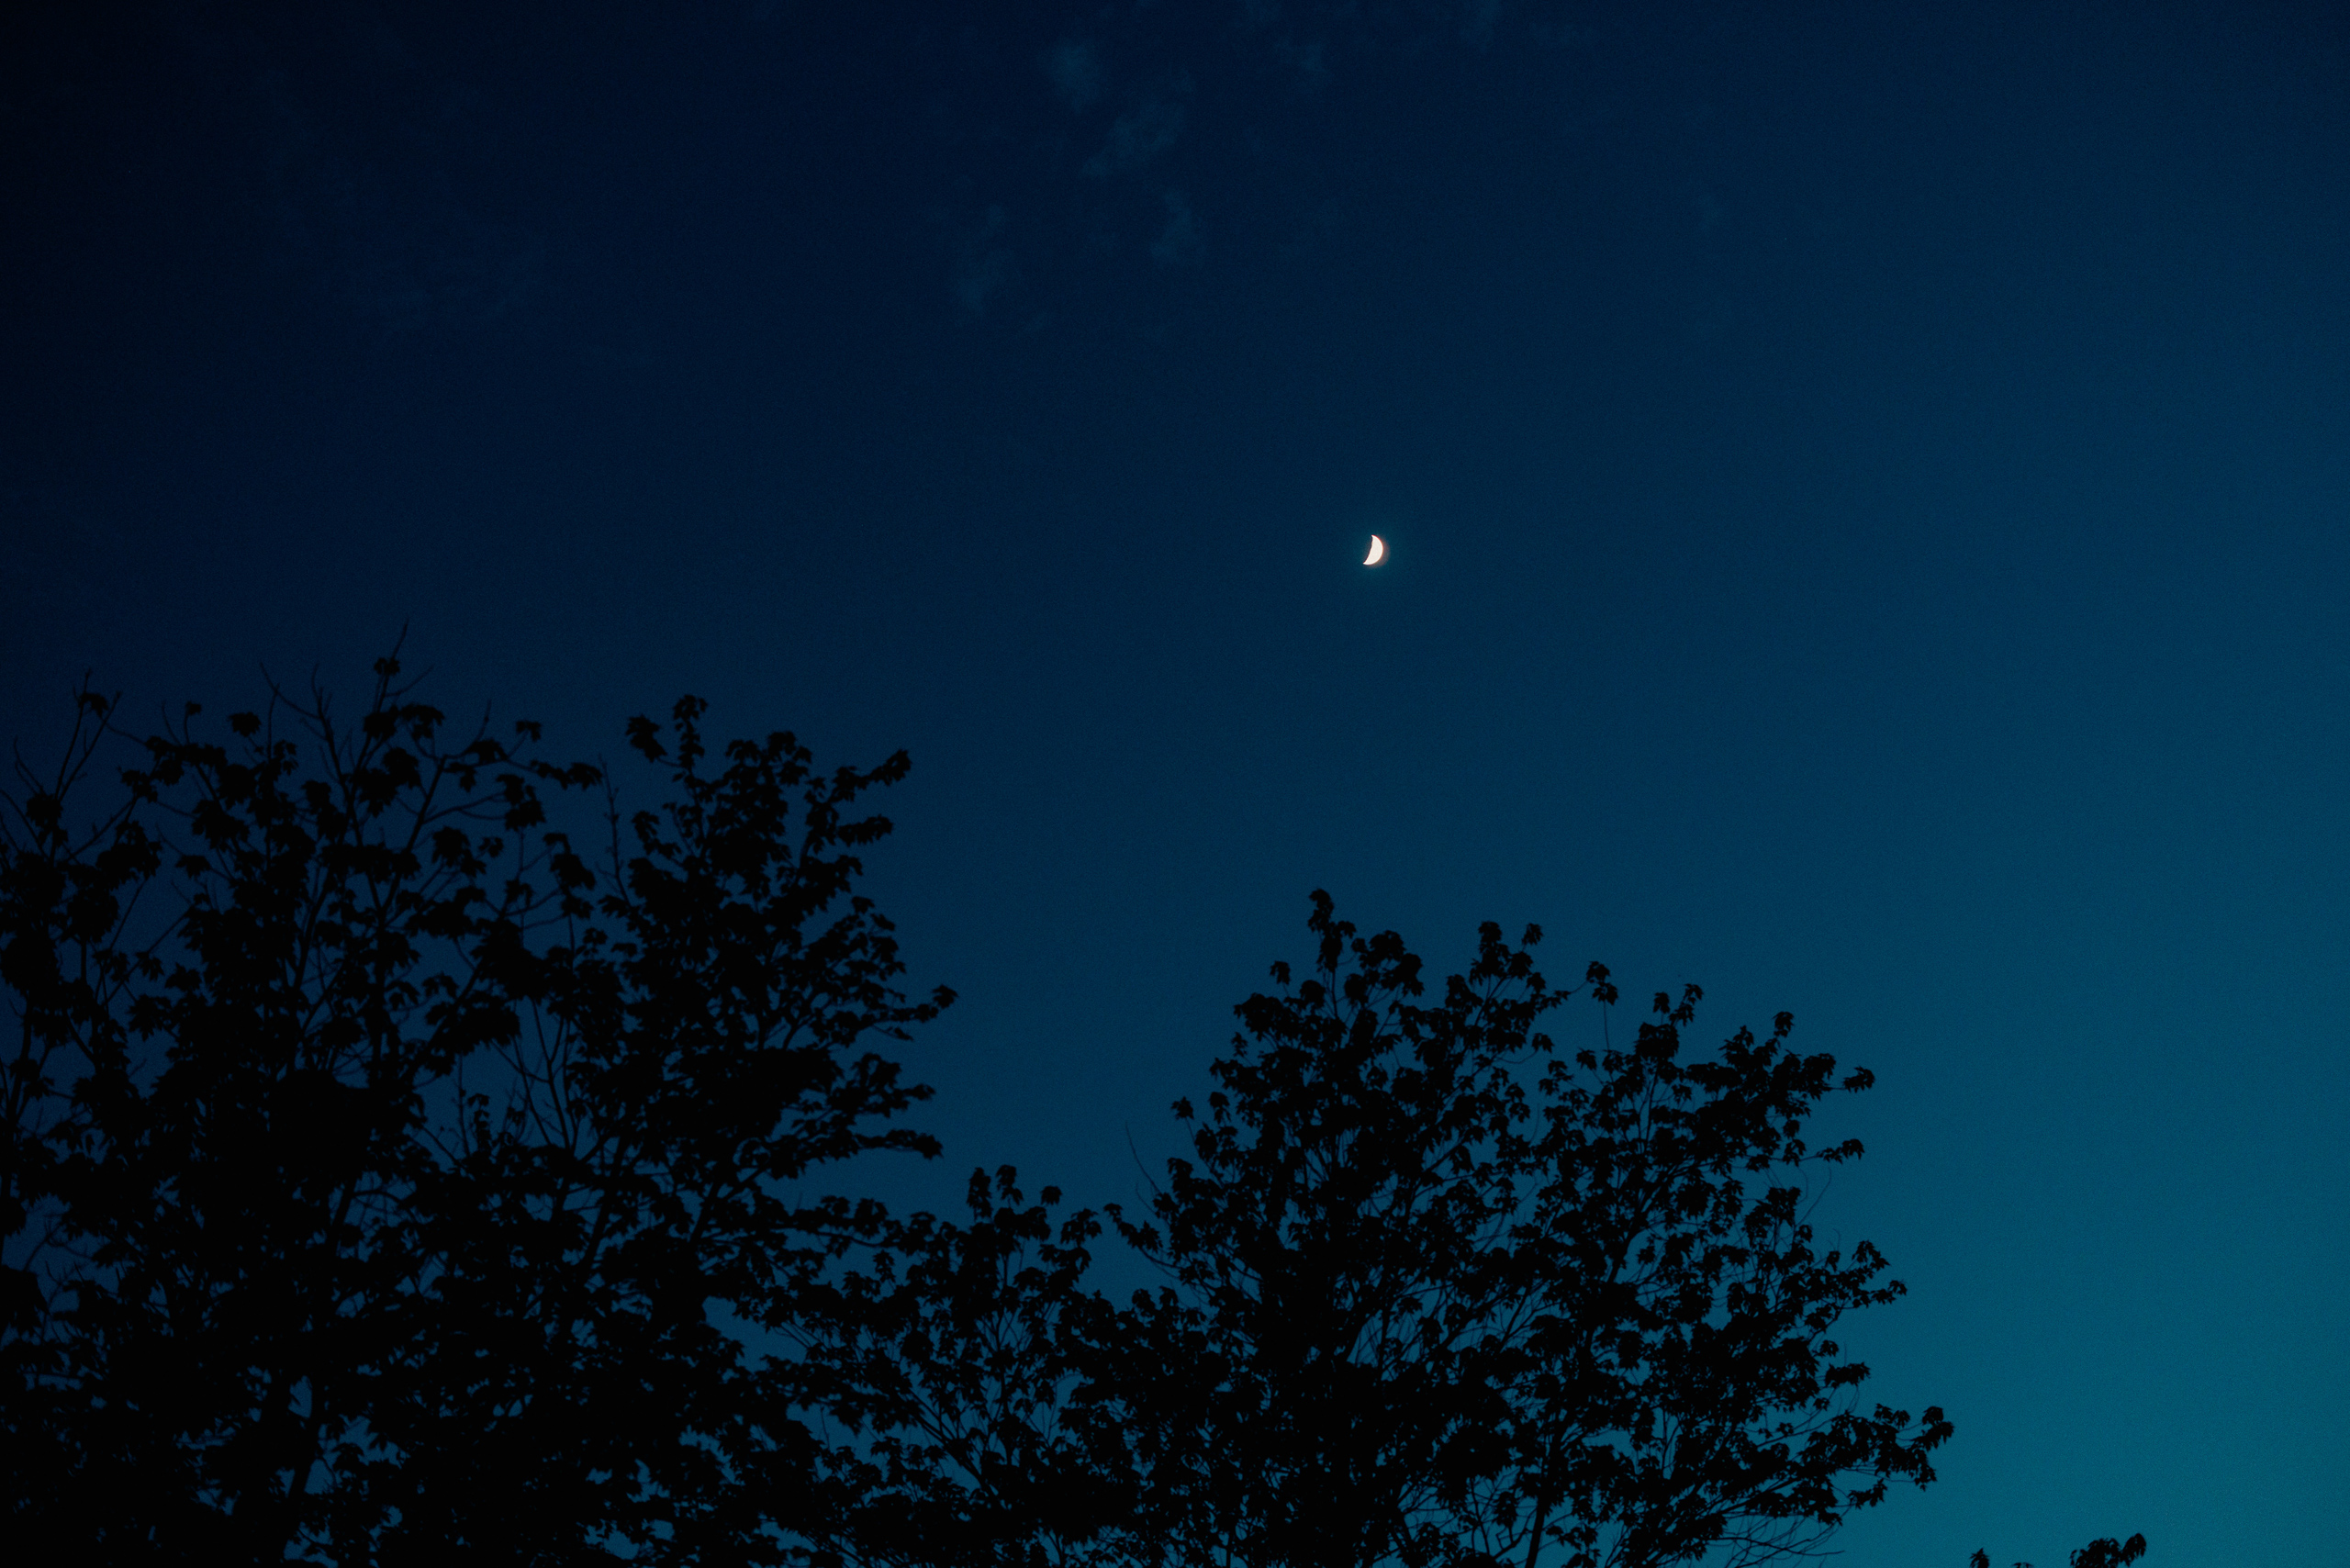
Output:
[[1364, 534, 1387, 566]]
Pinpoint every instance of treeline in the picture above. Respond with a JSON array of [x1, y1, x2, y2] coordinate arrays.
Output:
[[0, 661, 2135, 1565]]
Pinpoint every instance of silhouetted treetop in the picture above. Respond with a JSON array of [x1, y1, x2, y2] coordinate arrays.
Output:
[[1971, 1533, 2149, 1568], [3, 659, 948, 1561], [5, 660, 2140, 1566], [1064, 889, 1946, 1568]]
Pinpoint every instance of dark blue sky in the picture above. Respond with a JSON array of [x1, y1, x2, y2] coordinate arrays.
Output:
[[6, 3, 2346, 1559]]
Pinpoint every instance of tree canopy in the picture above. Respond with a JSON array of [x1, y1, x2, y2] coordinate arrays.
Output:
[[2, 662, 2140, 1566], [1074, 895, 1948, 1568]]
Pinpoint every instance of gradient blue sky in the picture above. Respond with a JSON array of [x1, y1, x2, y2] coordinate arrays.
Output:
[[5, 4, 2346, 1561]]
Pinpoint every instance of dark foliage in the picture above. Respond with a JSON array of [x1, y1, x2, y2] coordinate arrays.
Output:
[[4, 663, 2142, 1566], [1078, 892, 1948, 1568], [1971, 1534, 2150, 1568], [779, 1167, 1128, 1568], [3, 660, 946, 1561]]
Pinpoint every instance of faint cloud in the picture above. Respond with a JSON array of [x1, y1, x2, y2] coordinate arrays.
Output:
[[274, 150, 545, 342], [1082, 87, 1190, 178], [1259, 33, 1327, 94], [306, 174, 545, 339], [1292, 39, 1328, 89], [952, 205, 1019, 313], [1683, 294, 1734, 342], [1695, 185, 1725, 236], [216, 16, 547, 342], [1150, 191, 1203, 268], [1460, 0, 1503, 48], [1279, 195, 1351, 259], [1044, 39, 1105, 110]]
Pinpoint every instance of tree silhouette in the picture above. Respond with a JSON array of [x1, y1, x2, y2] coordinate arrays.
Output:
[[3, 662, 946, 1560], [775, 895, 1961, 1568], [5, 663, 2142, 1565], [778, 1166, 1129, 1568], [1970, 1535, 2149, 1568], [1074, 892, 1949, 1568]]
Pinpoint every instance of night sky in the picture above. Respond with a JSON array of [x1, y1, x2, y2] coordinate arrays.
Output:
[[6, 3, 2347, 1560]]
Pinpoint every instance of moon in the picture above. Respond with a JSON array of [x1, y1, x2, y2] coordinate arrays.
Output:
[[1363, 534, 1388, 566]]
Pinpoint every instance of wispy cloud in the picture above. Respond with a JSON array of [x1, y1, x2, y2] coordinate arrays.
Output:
[[1044, 39, 1106, 111], [220, 14, 547, 341], [952, 205, 1019, 313], [1151, 191, 1203, 268], [1082, 88, 1190, 178]]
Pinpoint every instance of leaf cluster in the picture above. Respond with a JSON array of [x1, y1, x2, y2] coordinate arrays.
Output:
[[3, 661, 941, 1562], [3, 662, 2139, 1568], [1970, 1534, 2149, 1568], [1076, 891, 1945, 1568]]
